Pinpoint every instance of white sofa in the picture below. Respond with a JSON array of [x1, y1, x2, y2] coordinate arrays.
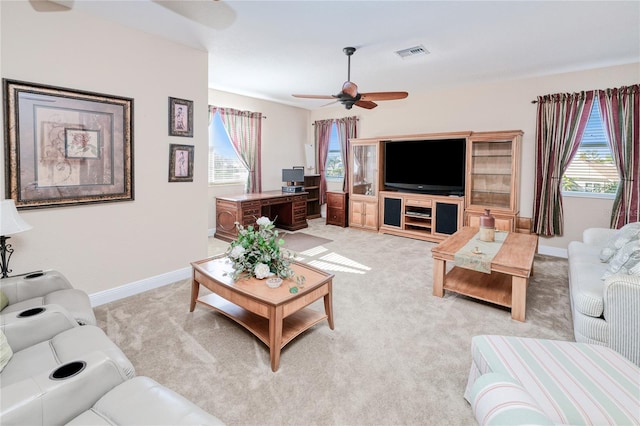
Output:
[[567, 223, 640, 366], [0, 270, 225, 425]]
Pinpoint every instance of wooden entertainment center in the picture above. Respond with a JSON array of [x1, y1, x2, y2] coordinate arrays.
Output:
[[349, 130, 524, 243]]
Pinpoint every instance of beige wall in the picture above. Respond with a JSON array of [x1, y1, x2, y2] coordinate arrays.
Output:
[[1, 2, 209, 295], [308, 62, 639, 252]]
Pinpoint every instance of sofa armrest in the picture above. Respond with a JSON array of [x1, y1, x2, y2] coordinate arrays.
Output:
[[0, 351, 129, 425], [0, 270, 73, 305], [1, 304, 78, 352], [583, 227, 617, 246], [469, 373, 554, 426], [604, 274, 640, 366]]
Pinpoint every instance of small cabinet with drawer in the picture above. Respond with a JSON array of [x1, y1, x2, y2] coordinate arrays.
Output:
[[326, 191, 348, 227]]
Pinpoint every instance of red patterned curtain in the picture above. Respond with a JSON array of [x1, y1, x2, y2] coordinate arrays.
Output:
[[314, 119, 333, 205], [598, 85, 640, 228], [335, 116, 358, 193], [533, 91, 594, 236], [210, 106, 262, 193]]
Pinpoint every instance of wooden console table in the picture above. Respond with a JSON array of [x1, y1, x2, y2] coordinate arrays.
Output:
[[215, 191, 308, 241]]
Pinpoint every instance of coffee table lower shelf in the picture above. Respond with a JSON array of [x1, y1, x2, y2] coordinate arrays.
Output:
[[443, 266, 513, 308], [197, 293, 328, 349]]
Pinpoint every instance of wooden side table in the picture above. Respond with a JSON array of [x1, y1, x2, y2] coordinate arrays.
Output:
[[326, 191, 348, 227]]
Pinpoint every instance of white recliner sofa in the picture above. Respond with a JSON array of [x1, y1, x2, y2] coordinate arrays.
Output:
[[567, 222, 640, 365], [0, 270, 225, 425]]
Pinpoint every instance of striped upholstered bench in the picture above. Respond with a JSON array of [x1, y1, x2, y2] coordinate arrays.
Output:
[[464, 335, 640, 425]]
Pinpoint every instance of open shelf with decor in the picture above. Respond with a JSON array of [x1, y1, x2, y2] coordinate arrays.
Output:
[[465, 131, 522, 231]]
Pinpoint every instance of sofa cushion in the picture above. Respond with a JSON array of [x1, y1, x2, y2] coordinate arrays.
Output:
[[66, 376, 225, 425], [599, 222, 640, 262], [0, 330, 12, 373], [602, 239, 640, 279], [1, 288, 97, 326], [1, 325, 134, 387], [568, 255, 608, 317]]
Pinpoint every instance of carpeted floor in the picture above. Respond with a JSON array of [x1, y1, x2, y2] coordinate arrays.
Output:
[[94, 219, 573, 425], [279, 232, 333, 253]]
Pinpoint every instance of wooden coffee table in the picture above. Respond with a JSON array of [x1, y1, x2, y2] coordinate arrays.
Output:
[[190, 255, 334, 371], [431, 227, 538, 321]]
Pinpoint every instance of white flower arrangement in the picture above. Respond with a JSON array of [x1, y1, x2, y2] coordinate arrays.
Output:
[[226, 216, 299, 282]]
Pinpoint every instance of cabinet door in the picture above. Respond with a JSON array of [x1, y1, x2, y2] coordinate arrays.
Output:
[[467, 212, 514, 232], [362, 201, 378, 230], [351, 144, 378, 197], [349, 200, 378, 230]]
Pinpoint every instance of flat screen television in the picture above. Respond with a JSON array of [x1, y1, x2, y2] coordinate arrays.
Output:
[[383, 138, 466, 196]]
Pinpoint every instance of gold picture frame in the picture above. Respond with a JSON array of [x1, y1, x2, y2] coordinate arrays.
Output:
[[3, 79, 134, 209]]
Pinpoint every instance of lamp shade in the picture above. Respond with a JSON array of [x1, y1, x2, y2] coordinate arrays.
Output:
[[0, 200, 33, 236]]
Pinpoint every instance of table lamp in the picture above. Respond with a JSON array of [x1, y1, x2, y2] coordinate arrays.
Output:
[[0, 199, 33, 278]]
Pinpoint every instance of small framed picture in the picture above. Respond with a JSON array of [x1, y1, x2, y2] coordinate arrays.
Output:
[[169, 144, 194, 182], [168, 97, 193, 137]]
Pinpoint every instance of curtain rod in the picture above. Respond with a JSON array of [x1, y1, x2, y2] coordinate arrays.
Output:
[[311, 117, 360, 125]]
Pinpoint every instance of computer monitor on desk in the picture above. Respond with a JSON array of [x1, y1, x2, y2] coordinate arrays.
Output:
[[282, 167, 304, 193]]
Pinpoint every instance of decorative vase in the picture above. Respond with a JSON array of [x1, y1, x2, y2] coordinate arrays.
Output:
[[478, 209, 495, 242]]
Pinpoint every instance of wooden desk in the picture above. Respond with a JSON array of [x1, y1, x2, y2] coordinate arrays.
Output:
[[215, 191, 308, 241], [190, 255, 334, 371]]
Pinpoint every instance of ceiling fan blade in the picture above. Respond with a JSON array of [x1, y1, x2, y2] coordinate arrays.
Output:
[[360, 92, 409, 101], [28, 0, 73, 12], [321, 99, 340, 108], [355, 100, 378, 109], [292, 94, 335, 99], [152, 0, 236, 30]]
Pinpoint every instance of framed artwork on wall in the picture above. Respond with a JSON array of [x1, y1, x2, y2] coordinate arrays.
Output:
[[169, 144, 194, 182], [3, 79, 134, 209], [168, 97, 193, 137]]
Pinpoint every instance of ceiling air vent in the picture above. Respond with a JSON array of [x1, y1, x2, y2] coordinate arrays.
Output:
[[395, 45, 429, 59]]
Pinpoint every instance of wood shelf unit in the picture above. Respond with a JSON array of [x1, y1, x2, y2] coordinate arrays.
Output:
[[303, 174, 321, 219], [465, 131, 522, 231]]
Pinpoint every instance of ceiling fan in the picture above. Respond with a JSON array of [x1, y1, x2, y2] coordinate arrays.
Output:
[[293, 47, 408, 110], [28, 0, 236, 30]]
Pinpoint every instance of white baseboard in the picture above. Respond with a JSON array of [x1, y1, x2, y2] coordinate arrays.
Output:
[[538, 244, 568, 258], [89, 267, 191, 307]]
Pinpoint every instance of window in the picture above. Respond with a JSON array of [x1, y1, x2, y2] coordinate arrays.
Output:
[[325, 123, 344, 179], [562, 101, 619, 195], [208, 111, 248, 184]]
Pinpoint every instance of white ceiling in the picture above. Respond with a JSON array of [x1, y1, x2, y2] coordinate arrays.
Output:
[[43, 0, 640, 110]]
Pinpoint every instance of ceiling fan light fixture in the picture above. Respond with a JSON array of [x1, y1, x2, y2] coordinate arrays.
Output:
[[395, 45, 430, 59]]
